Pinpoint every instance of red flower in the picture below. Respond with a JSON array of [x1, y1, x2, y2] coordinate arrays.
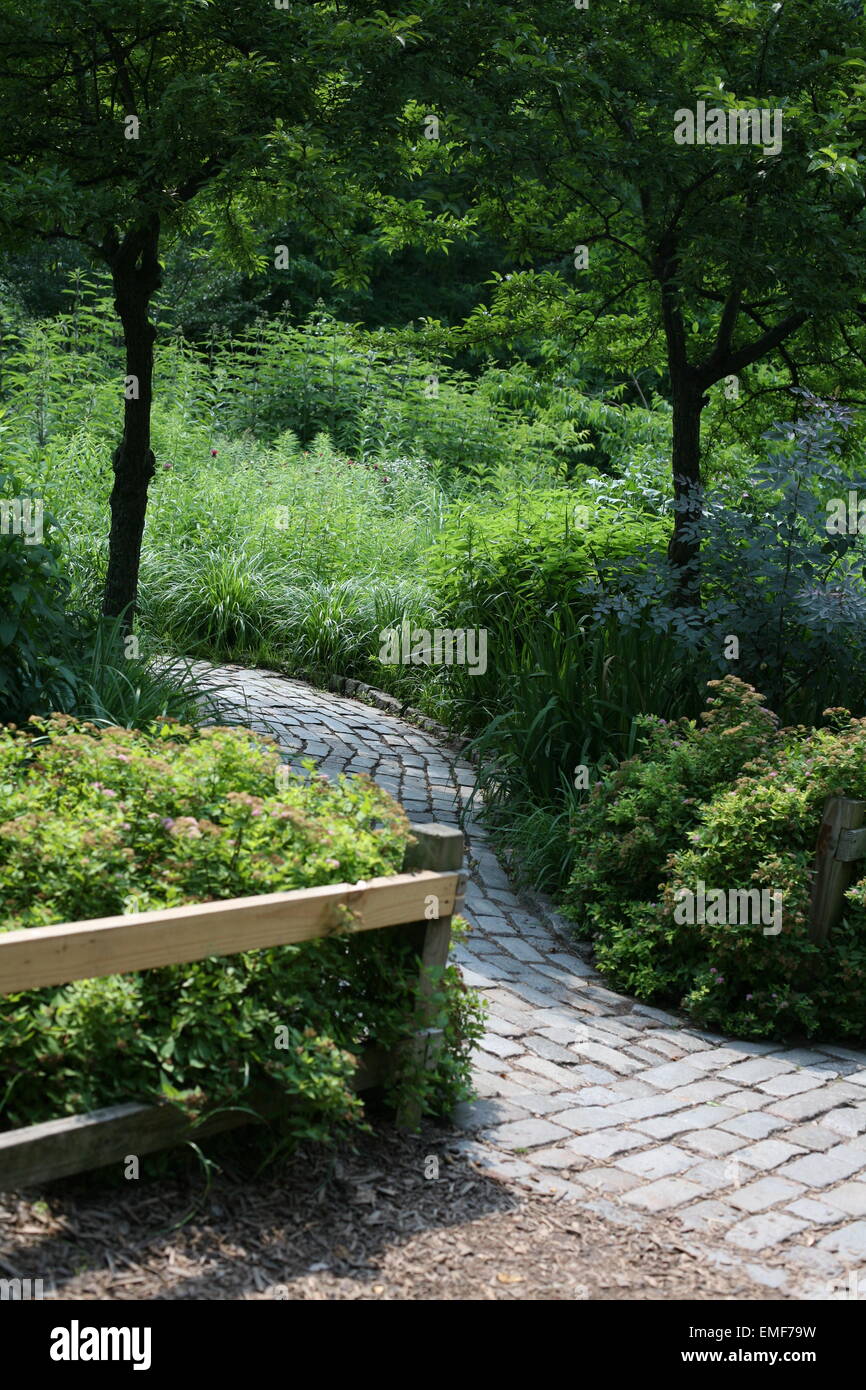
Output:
[[211, 449, 218, 457]]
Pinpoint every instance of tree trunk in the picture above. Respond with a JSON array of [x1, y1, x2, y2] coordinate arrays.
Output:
[[667, 372, 708, 606], [102, 217, 161, 628]]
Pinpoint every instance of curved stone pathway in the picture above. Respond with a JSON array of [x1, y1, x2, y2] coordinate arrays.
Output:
[[200, 662, 866, 1300]]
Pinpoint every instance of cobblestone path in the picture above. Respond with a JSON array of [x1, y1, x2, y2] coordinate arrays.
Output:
[[201, 662, 866, 1300]]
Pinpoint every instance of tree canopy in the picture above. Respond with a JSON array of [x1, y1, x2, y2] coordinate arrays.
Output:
[[2, 0, 866, 611], [399, 0, 866, 590], [0, 0, 446, 619]]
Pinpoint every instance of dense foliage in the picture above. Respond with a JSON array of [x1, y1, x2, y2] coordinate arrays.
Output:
[[7, 298, 866, 906], [0, 468, 75, 723], [4, 0, 866, 1086], [566, 678, 866, 1043], [0, 717, 483, 1134]]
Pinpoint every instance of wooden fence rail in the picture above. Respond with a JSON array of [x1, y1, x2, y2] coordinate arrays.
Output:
[[809, 797, 866, 945], [0, 822, 465, 1188]]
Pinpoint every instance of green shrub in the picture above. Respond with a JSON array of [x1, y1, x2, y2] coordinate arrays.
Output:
[[0, 468, 78, 724], [0, 460, 209, 729], [57, 616, 210, 729], [462, 612, 703, 891], [416, 492, 689, 892], [597, 399, 866, 727], [0, 717, 483, 1136], [420, 488, 687, 894], [565, 677, 866, 1042], [427, 486, 668, 638]]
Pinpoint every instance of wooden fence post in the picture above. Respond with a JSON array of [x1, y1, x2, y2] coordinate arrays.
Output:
[[809, 797, 866, 945], [395, 823, 466, 1128]]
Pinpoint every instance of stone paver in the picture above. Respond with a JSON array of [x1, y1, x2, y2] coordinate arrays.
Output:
[[720, 1111, 788, 1140], [728, 1177, 805, 1213], [726, 1212, 808, 1252], [820, 1182, 866, 1217], [819, 1222, 866, 1257], [482, 1117, 571, 1150], [736, 1138, 807, 1169], [679, 1199, 739, 1232], [205, 662, 866, 1300], [779, 1144, 866, 1188], [616, 1145, 693, 1180], [622, 1177, 704, 1211]]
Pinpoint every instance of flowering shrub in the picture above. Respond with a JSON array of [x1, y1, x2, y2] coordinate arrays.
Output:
[[565, 677, 866, 1042], [0, 717, 483, 1136]]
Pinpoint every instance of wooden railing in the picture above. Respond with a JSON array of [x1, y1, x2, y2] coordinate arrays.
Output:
[[809, 796, 866, 944], [0, 822, 465, 1188]]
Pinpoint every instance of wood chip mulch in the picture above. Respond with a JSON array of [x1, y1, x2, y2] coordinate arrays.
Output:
[[0, 1122, 786, 1301]]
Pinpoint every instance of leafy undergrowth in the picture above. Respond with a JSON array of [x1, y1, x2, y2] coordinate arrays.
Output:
[[566, 678, 866, 1043], [0, 716, 484, 1141]]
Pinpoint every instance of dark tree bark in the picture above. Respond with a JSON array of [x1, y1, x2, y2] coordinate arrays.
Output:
[[101, 216, 161, 628], [667, 369, 708, 604], [658, 240, 808, 608]]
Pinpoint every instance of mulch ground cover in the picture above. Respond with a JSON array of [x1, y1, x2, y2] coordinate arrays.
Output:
[[0, 1120, 787, 1301]]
